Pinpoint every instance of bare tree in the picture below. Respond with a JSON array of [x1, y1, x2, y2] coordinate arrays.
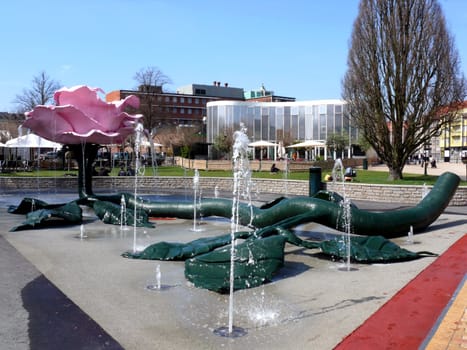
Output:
[[276, 129, 295, 147], [343, 0, 465, 180], [14, 71, 61, 113], [133, 66, 172, 132]]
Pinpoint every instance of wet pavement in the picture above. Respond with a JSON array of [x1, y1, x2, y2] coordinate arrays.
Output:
[[0, 188, 465, 349]]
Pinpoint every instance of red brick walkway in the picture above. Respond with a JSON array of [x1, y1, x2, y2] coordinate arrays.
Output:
[[334, 234, 467, 350]]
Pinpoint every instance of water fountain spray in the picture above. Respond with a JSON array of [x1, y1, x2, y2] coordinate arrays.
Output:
[[191, 169, 203, 232], [147, 264, 162, 291], [80, 223, 86, 240], [332, 159, 356, 272], [283, 155, 289, 197], [120, 194, 128, 231], [214, 123, 249, 338], [133, 122, 144, 253], [407, 225, 414, 244]]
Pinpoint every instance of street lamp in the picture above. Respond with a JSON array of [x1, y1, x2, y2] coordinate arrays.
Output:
[[202, 116, 208, 170], [424, 142, 432, 176], [461, 151, 467, 181]]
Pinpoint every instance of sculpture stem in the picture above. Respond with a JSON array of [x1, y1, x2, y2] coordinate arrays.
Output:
[[69, 143, 99, 198]]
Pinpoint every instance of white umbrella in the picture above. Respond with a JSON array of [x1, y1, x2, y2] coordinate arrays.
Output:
[[249, 140, 277, 147], [277, 141, 286, 159], [249, 140, 277, 170], [141, 140, 163, 147], [5, 133, 62, 149], [5, 134, 62, 169], [287, 140, 327, 161], [286, 140, 326, 148]]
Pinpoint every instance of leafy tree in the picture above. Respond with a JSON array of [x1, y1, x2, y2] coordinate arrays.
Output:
[[343, 0, 465, 180], [133, 66, 172, 132], [14, 71, 61, 113], [212, 128, 234, 160], [326, 132, 349, 159]]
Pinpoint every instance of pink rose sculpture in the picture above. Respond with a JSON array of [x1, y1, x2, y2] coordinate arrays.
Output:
[[23, 85, 142, 145]]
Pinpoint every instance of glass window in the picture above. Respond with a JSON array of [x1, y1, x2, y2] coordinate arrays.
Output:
[[335, 113, 342, 131], [276, 107, 284, 140], [327, 105, 335, 133], [291, 115, 298, 139], [299, 115, 305, 140], [284, 106, 291, 134], [313, 115, 319, 140], [254, 119, 261, 141], [173, 96, 178, 103], [320, 114, 326, 139], [262, 114, 269, 140], [269, 107, 276, 141]]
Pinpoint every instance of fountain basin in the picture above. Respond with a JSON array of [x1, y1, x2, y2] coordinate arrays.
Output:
[[2, 190, 466, 349]]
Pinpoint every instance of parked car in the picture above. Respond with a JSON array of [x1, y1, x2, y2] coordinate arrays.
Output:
[[113, 152, 131, 161], [142, 153, 165, 166], [43, 151, 59, 159]]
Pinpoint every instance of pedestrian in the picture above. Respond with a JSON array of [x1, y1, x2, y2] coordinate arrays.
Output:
[[127, 165, 135, 176], [270, 163, 279, 173]]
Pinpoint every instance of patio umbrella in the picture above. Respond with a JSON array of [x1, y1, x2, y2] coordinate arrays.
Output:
[[249, 140, 277, 170], [248, 140, 277, 148], [5, 133, 62, 168], [5, 133, 62, 149], [277, 141, 286, 160], [286, 140, 326, 148], [287, 140, 327, 161], [141, 140, 163, 147]]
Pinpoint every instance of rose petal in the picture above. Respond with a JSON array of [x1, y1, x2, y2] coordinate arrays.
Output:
[[24, 85, 142, 145]]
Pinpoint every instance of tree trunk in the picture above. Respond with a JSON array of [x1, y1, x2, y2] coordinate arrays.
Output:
[[388, 166, 403, 181]]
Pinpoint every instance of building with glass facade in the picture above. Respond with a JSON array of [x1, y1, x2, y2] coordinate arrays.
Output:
[[206, 99, 358, 159]]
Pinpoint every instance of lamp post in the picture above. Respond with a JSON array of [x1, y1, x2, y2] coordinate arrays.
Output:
[[424, 142, 432, 176], [462, 151, 467, 181], [202, 116, 208, 170]]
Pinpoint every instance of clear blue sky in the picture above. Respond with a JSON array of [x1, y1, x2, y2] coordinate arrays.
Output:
[[1, 0, 466, 112]]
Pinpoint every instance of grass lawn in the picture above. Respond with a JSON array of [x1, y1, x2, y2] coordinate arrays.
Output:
[[1, 165, 462, 186]]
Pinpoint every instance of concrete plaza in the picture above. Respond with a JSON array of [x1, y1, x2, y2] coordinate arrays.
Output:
[[0, 183, 466, 349]]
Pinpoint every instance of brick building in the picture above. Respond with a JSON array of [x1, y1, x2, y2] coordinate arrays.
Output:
[[106, 82, 295, 128], [106, 82, 246, 129]]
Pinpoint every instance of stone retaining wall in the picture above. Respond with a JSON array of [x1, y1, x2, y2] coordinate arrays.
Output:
[[174, 157, 363, 172], [1, 176, 466, 206]]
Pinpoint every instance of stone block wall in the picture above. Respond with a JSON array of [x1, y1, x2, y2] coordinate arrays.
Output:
[[1, 176, 466, 206]]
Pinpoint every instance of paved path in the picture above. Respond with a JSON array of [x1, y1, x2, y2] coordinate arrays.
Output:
[[369, 161, 467, 180], [336, 234, 467, 349]]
